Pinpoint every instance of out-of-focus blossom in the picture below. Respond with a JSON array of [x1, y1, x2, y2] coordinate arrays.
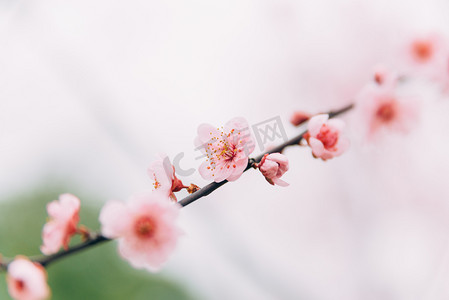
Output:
[[355, 79, 419, 139], [40, 194, 80, 255], [147, 154, 186, 201], [7, 257, 50, 300], [258, 153, 289, 186], [403, 33, 449, 90], [373, 65, 400, 87], [304, 114, 349, 161], [195, 117, 255, 182], [99, 192, 182, 272], [290, 111, 311, 126]]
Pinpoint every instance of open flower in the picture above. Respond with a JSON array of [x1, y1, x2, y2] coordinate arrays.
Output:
[[99, 191, 182, 272], [7, 257, 50, 300], [372, 65, 400, 87], [147, 154, 186, 201], [195, 117, 255, 182], [258, 153, 289, 186], [304, 114, 349, 161], [403, 33, 449, 90], [355, 80, 419, 139], [40, 194, 80, 255]]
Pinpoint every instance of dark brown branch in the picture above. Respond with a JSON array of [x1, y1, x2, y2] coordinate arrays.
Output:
[[0, 103, 353, 270], [36, 235, 110, 267]]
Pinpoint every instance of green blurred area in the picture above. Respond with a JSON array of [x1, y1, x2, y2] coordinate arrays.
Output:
[[0, 186, 194, 300]]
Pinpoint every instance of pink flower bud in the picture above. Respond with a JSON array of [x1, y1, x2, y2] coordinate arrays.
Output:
[[258, 153, 289, 187], [7, 257, 50, 300], [304, 114, 349, 161], [290, 111, 311, 126]]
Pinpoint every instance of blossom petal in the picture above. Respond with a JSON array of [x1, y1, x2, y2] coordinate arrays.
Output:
[[99, 201, 131, 238], [308, 114, 328, 136], [308, 137, 325, 157]]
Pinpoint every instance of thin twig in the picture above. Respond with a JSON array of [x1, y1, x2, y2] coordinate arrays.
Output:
[[0, 103, 354, 270]]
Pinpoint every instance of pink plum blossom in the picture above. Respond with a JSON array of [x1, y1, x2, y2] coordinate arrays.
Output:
[[403, 33, 449, 90], [7, 257, 50, 300], [355, 79, 419, 139], [99, 191, 182, 272], [195, 117, 255, 182], [40, 194, 80, 255], [258, 153, 289, 186], [147, 154, 186, 201], [372, 65, 400, 87], [304, 114, 349, 161]]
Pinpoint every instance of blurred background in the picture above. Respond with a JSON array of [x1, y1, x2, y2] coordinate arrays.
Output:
[[1, 0, 449, 299]]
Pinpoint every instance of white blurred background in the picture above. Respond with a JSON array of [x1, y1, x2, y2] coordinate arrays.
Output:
[[1, 0, 449, 299]]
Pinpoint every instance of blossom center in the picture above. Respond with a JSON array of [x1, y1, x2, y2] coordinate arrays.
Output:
[[152, 174, 161, 190], [412, 40, 433, 62], [376, 101, 396, 123], [205, 128, 242, 175], [134, 216, 155, 238], [15, 279, 25, 292], [316, 125, 338, 149]]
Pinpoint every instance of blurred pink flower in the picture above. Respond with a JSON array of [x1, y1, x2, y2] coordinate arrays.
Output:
[[147, 154, 186, 201], [258, 153, 289, 186], [373, 65, 400, 87], [99, 192, 182, 272], [403, 33, 449, 90], [7, 257, 50, 300], [195, 117, 255, 182], [40, 194, 80, 255], [304, 114, 349, 161], [356, 80, 419, 139]]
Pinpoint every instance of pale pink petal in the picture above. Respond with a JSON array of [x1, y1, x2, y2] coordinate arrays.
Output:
[[308, 137, 325, 157], [327, 118, 345, 133], [272, 178, 289, 187], [58, 194, 80, 212], [99, 201, 131, 238], [334, 137, 350, 156], [212, 162, 235, 182], [40, 222, 65, 255], [197, 123, 220, 144], [227, 158, 248, 181], [224, 117, 250, 132], [40, 194, 80, 255], [45, 201, 62, 219], [308, 114, 328, 136], [198, 161, 214, 181]]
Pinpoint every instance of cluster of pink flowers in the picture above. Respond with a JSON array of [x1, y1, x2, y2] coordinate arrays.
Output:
[[291, 32, 449, 157], [2, 115, 290, 299], [5, 32, 447, 300]]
